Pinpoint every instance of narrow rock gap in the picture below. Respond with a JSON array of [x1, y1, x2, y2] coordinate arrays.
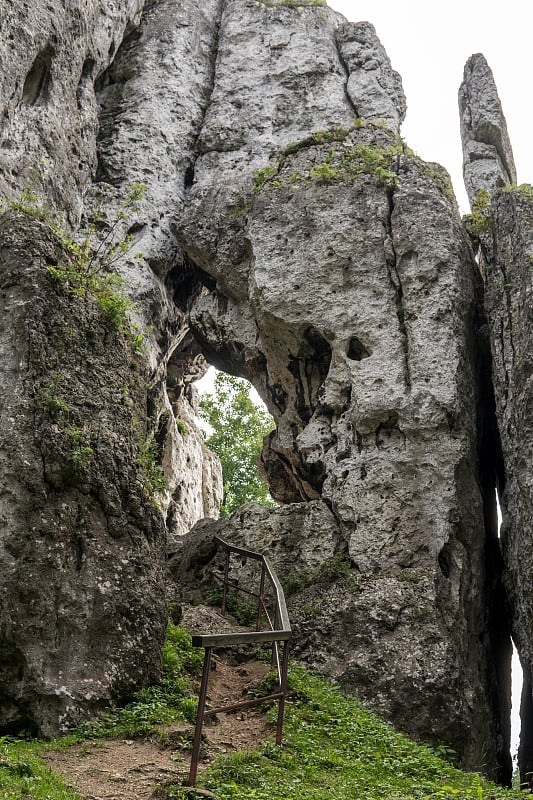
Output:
[[477, 288, 514, 785]]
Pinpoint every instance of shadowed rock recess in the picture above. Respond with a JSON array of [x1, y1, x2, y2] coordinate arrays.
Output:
[[0, 0, 527, 785]]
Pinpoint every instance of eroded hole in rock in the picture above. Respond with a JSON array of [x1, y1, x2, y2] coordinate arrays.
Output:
[[288, 326, 332, 423], [347, 336, 371, 361], [76, 56, 95, 109], [22, 47, 54, 106]]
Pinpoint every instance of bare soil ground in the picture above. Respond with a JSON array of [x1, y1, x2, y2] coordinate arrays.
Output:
[[42, 659, 271, 800]]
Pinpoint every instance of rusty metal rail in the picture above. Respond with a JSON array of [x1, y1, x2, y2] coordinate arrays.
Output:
[[187, 535, 292, 786]]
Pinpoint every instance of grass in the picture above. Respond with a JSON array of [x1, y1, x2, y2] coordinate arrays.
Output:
[[0, 627, 527, 800], [0, 745, 84, 800], [192, 667, 524, 800]]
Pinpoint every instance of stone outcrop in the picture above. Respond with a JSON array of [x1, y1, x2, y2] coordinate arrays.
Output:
[[337, 21, 406, 132], [0, 0, 223, 736], [459, 54, 517, 206], [485, 188, 533, 785], [0, 0, 145, 221], [0, 212, 166, 735], [0, 0, 523, 783], [459, 54, 533, 783], [172, 6, 511, 773]]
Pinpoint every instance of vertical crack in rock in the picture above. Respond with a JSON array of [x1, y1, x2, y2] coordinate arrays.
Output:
[[384, 186, 411, 389], [333, 32, 360, 119], [481, 188, 533, 786], [89, 0, 225, 538], [183, 0, 226, 192], [335, 20, 406, 133]]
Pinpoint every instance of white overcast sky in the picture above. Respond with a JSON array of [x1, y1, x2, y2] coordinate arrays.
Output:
[[327, 0, 533, 213]]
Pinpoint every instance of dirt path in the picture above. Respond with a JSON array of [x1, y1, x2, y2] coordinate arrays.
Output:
[[42, 660, 271, 800]]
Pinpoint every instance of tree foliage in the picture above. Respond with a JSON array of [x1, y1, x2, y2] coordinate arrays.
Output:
[[199, 372, 275, 516]]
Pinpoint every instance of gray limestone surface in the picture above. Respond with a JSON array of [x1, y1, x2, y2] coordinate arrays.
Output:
[[459, 53, 517, 206], [179, 106, 510, 773], [459, 53, 531, 784], [0, 213, 166, 735], [480, 188, 533, 784], [0, 0, 519, 782]]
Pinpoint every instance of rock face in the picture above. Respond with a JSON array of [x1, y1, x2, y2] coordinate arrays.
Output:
[[459, 54, 533, 784], [175, 3, 510, 775], [485, 188, 533, 785], [459, 54, 517, 205], [0, 0, 223, 735], [0, 0, 145, 221], [0, 0, 520, 782], [0, 212, 166, 735]]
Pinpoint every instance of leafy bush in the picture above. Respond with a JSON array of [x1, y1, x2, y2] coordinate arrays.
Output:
[[467, 189, 492, 236]]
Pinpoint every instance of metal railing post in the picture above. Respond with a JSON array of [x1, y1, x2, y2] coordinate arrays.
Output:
[[271, 606, 280, 670], [276, 640, 290, 746], [221, 548, 230, 616], [188, 646, 212, 786], [256, 562, 266, 631]]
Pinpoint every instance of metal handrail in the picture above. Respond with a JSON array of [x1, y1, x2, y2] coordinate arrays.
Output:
[[187, 535, 292, 786]]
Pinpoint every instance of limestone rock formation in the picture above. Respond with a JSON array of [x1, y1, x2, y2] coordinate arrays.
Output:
[[180, 108, 510, 776], [0, 0, 223, 735], [484, 188, 533, 784], [0, 212, 166, 735], [337, 21, 406, 132], [459, 54, 533, 783], [0, 0, 145, 220], [459, 54, 517, 206], [0, 0, 520, 783]]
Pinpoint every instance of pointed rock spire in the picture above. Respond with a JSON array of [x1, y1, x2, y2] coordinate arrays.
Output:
[[459, 53, 517, 206]]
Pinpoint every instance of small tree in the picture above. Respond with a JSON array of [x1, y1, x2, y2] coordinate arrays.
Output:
[[198, 372, 275, 516]]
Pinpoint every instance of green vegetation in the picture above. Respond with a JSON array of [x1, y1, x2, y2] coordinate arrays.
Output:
[[466, 188, 492, 237], [4, 182, 147, 351], [157, 666, 524, 800], [281, 119, 368, 156], [75, 622, 202, 739], [135, 419, 168, 497], [208, 588, 259, 626], [66, 425, 94, 471], [176, 419, 188, 436], [0, 625, 527, 800], [0, 744, 84, 800], [502, 182, 533, 200], [36, 373, 70, 419], [253, 139, 402, 196], [0, 623, 202, 800], [199, 373, 275, 516], [284, 551, 355, 596]]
